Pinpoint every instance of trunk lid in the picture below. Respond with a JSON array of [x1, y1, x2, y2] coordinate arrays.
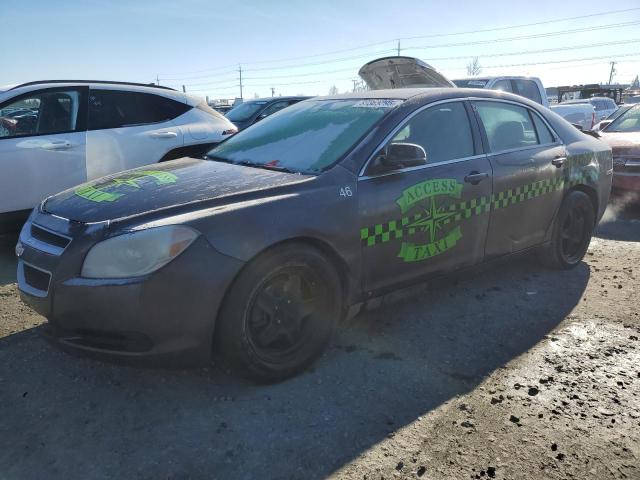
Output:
[[358, 56, 455, 90]]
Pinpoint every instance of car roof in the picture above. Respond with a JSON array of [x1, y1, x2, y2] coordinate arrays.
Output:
[[1, 80, 196, 105], [316, 87, 541, 104]]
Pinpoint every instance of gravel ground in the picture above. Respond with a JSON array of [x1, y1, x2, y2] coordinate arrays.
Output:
[[0, 202, 638, 480]]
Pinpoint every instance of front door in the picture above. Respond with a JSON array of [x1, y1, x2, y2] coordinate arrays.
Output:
[[471, 100, 566, 257], [0, 87, 88, 214], [358, 100, 493, 293]]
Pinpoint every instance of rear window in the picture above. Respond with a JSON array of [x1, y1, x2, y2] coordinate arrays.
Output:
[[88, 90, 191, 130], [453, 79, 489, 88]]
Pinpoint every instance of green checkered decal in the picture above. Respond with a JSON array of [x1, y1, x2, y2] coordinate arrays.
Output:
[[361, 172, 588, 248]]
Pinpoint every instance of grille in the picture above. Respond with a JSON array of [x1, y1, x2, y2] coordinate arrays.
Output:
[[23, 264, 51, 292], [31, 224, 70, 249]]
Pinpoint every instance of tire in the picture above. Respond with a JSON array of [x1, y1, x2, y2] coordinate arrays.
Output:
[[215, 244, 343, 382], [540, 190, 595, 269]]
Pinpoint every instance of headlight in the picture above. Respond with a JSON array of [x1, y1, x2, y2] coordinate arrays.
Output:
[[81, 226, 199, 279]]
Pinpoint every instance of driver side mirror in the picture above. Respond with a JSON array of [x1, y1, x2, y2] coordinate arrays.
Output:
[[372, 142, 427, 174]]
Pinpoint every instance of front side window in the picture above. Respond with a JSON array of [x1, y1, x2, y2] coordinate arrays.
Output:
[[388, 101, 474, 164], [474, 101, 538, 152], [208, 99, 400, 173], [513, 80, 542, 104], [88, 90, 190, 130], [606, 105, 640, 133], [0, 89, 80, 139]]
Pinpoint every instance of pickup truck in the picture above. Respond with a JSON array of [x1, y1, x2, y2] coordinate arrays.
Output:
[[452, 76, 549, 107], [549, 103, 596, 131]]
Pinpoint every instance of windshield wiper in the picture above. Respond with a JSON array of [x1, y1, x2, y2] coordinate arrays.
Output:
[[235, 160, 299, 174], [205, 155, 237, 164]]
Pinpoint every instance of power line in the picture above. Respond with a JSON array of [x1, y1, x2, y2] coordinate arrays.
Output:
[[157, 6, 640, 76], [478, 52, 640, 70], [160, 19, 640, 82], [419, 38, 640, 62], [405, 20, 640, 50]]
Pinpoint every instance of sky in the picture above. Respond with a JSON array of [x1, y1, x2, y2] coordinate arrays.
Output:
[[2, 0, 640, 101]]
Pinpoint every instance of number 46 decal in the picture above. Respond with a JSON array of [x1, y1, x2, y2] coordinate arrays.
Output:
[[339, 186, 353, 198]]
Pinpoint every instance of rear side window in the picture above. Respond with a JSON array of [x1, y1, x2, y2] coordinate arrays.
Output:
[[512, 80, 542, 104], [88, 90, 191, 130], [474, 101, 538, 152], [390, 101, 474, 164], [531, 112, 554, 144]]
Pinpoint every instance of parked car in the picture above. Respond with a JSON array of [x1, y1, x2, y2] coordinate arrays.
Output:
[[593, 104, 634, 131], [453, 76, 549, 107], [225, 96, 309, 131], [597, 104, 640, 197], [550, 103, 596, 131], [16, 88, 611, 381], [561, 97, 618, 124], [0, 80, 237, 233]]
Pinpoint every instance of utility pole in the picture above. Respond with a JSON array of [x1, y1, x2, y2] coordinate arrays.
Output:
[[608, 61, 617, 85], [397, 39, 401, 56], [156, 74, 160, 86], [238, 65, 244, 100], [182, 85, 186, 93], [352, 79, 358, 92], [271, 87, 275, 97]]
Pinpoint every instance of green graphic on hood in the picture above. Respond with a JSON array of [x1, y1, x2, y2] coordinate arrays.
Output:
[[74, 170, 178, 203], [394, 179, 464, 262]]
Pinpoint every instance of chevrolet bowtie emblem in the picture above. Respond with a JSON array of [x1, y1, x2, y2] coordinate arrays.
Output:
[[15, 241, 24, 258]]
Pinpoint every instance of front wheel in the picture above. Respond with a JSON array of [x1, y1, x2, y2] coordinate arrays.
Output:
[[541, 190, 595, 269], [215, 244, 343, 382]]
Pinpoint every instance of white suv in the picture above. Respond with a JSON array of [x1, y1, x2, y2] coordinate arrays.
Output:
[[0, 81, 237, 232]]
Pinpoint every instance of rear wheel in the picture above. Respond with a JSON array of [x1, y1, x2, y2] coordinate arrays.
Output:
[[541, 190, 595, 269], [215, 244, 342, 382]]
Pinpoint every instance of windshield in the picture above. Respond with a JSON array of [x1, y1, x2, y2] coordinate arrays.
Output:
[[207, 98, 401, 173], [606, 105, 640, 133], [225, 101, 268, 122], [452, 79, 488, 88]]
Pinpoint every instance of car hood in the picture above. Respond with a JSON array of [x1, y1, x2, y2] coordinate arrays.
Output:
[[599, 131, 640, 156], [43, 158, 312, 223], [358, 56, 455, 90]]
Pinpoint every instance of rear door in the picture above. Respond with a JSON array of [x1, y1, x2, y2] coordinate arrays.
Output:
[[86, 89, 186, 179], [358, 100, 493, 292], [471, 99, 566, 257], [0, 87, 87, 213]]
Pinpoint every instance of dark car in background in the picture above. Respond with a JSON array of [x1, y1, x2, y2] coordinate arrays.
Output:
[[225, 96, 309, 131], [17, 88, 611, 382]]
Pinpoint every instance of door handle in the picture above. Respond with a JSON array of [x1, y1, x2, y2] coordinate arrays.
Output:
[[40, 141, 72, 150], [464, 172, 489, 185], [149, 131, 178, 139], [552, 156, 566, 168]]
